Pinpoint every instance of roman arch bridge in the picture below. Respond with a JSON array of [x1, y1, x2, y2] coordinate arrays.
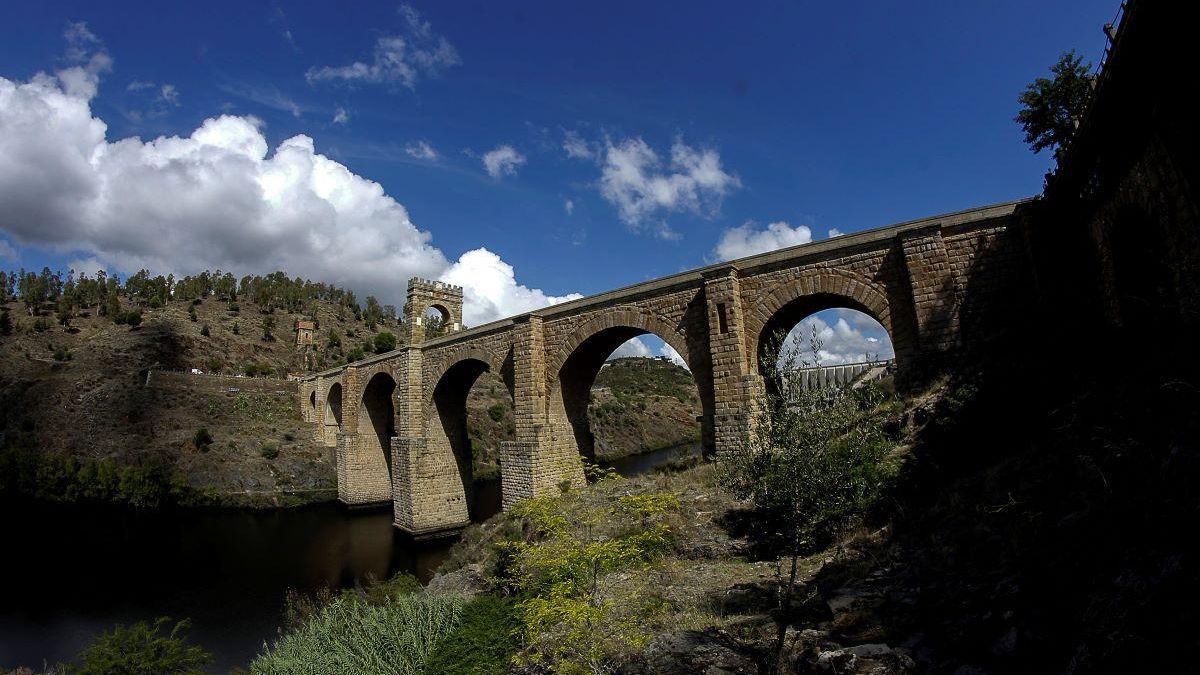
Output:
[[298, 199, 1028, 536]]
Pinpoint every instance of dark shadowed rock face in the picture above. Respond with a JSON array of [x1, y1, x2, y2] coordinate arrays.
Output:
[[629, 629, 760, 675]]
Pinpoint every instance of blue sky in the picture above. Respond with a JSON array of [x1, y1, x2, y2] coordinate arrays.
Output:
[[0, 0, 1115, 362]]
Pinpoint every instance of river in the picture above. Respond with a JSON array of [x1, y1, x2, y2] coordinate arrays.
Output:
[[0, 442, 701, 672]]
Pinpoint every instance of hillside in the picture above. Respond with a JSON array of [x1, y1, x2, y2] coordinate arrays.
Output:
[[0, 292, 701, 504]]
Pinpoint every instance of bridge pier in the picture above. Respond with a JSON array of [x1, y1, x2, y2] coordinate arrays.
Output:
[[501, 315, 585, 510], [703, 267, 758, 454], [390, 436, 470, 536]]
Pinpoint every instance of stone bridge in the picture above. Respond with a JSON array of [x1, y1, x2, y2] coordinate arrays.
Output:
[[298, 199, 1027, 536]]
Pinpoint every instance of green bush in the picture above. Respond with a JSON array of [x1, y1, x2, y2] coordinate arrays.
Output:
[[260, 443, 279, 460], [73, 617, 210, 675], [373, 331, 397, 353], [124, 310, 143, 326], [423, 595, 520, 675], [192, 427, 213, 449], [251, 593, 463, 675], [487, 403, 508, 422], [199, 323, 210, 337]]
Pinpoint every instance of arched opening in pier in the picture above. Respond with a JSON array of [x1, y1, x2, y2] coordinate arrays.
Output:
[[424, 305, 450, 340], [549, 324, 706, 479], [757, 296, 896, 397], [358, 372, 396, 494], [309, 390, 317, 411], [429, 353, 515, 521]]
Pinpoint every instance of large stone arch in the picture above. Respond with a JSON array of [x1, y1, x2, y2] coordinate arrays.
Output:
[[422, 355, 493, 522], [547, 306, 695, 377], [338, 371, 395, 504], [544, 306, 711, 471], [424, 344, 513, 410], [745, 268, 913, 378], [323, 381, 343, 446]]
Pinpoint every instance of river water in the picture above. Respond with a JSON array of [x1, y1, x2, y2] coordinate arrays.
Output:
[[0, 443, 701, 672]]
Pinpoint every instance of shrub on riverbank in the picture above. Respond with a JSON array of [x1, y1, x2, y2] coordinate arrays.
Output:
[[422, 595, 520, 675], [250, 592, 463, 675], [73, 617, 211, 675]]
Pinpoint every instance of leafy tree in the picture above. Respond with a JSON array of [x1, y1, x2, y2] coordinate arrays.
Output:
[[188, 304, 197, 322], [232, 321, 240, 335], [124, 310, 143, 327], [363, 295, 384, 329], [718, 329, 899, 672], [327, 329, 341, 351], [56, 295, 75, 326], [73, 617, 210, 675], [103, 289, 121, 321], [373, 331, 396, 353], [1016, 50, 1093, 153]]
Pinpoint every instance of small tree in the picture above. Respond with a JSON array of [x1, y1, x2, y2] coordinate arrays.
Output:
[[1015, 50, 1093, 154], [261, 315, 276, 341], [188, 305, 198, 322], [200, 324, 210, 337], [719, 330, 898, 673]]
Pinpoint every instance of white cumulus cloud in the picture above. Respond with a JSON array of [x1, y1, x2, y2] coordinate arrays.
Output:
[[0, 31, 571, 328], [306, 4, 460, 89], [599, 137, 740, 238], [713, 220, 813, 261], [482, 144, 525, 178]]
